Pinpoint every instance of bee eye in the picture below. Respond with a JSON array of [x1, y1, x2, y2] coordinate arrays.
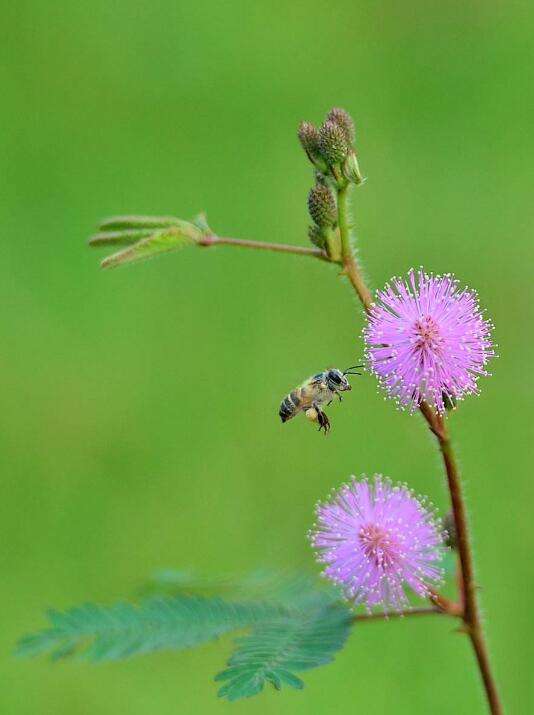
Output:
[[330, 372, 342, 384]]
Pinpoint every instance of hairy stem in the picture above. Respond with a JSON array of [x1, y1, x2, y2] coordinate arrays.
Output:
[[419, 407, 503, 715], [336, 185, 373, 311], [199, 234, 331, 262], [335, 185, 502, 713]]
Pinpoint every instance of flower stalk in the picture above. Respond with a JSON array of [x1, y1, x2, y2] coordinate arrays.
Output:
[[336, 179, 503, 714], [336, 183, 373, 311], [419, 405, 503, 715], [198, 234, 331, 261]]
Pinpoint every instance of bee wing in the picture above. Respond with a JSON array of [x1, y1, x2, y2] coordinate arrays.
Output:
[[303, 373, 325, 388]]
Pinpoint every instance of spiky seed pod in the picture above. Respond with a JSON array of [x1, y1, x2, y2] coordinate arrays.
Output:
[[326, 107, 355, 144], [308, 224, 326, 249], [319, 120, 350, 166], [308, 184, 337, 227]]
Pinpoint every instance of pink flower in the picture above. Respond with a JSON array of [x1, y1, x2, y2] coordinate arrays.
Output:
[[364, 269, 495, 413], [310, 476, 444, 611]]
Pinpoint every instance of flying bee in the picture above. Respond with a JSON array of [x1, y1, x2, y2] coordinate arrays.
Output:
[[279, 366, 363, 435]]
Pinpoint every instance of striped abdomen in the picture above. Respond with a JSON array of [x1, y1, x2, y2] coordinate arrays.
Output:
[[279, 389, 303, 423]]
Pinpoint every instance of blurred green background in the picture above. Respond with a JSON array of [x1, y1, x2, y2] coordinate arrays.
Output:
[[1, 1, 533, 712]]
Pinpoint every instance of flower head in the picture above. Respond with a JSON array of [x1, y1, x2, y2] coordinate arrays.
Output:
[[364, 269, 495, 413], [326, 107, 356, 144], [310, 475, 445, 611]]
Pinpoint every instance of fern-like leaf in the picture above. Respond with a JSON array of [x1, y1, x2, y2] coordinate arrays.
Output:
[[143, 568, 332, 605], [17, 575, 353, 701], [16, 596, 288, 662], [215, 595, 352, 701]]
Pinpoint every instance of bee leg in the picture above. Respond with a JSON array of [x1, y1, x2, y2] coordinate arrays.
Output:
[[336, 391, 343, 402], [316, 408, 331, 435]]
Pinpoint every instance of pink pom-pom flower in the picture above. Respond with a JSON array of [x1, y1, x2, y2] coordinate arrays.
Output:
[[310, 475, 445, 611], [364, 269, 495, 413]]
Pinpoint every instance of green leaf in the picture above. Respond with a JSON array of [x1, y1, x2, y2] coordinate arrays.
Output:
[[17, 573, 353, 702], [15, 596, 289, 662], [215, 594, 352, 702], [100, 223, 201, 269], [98, 215, 183, 231], [88, 229, 155, 247]]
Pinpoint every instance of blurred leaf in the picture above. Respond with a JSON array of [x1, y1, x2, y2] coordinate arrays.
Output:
[[88, 229, 155, 247], [100, 222, 201, 269], [16, 596, 288, 662], [98, 215, 183, 231], [17, 573, 352, 701], [143, 568, 340, 607], [216, 593, 352, 701]]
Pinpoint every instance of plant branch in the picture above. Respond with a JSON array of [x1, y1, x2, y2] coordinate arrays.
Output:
[[419, 409, 503, 715], [428, 588, 463, 617], [199, 234, 332, 262], [336, 182, 503, 714]]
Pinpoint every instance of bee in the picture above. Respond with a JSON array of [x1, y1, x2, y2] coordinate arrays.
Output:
[[279, 366, 363, 434]]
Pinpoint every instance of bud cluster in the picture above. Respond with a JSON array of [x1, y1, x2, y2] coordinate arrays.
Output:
[[299, 107, 362, 258], [297, 107, 363, 187]]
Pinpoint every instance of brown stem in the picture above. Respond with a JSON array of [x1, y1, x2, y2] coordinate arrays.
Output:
[[419, 409, 504, 715], [199, 234, 331, 262], [333, 185, 503, 713], [470, 628, 504, 715], [341, 257, 374, 312]]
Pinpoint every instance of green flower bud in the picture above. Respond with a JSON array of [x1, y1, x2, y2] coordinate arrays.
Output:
[[307, 184, 337, 227], [297, 121, 327, 171], [326, 107, 355, 144], [298, 121, 320, 154], [319, 120, 350, 166], [342, 150, 364, 185], [308, 224, 326, 249]]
